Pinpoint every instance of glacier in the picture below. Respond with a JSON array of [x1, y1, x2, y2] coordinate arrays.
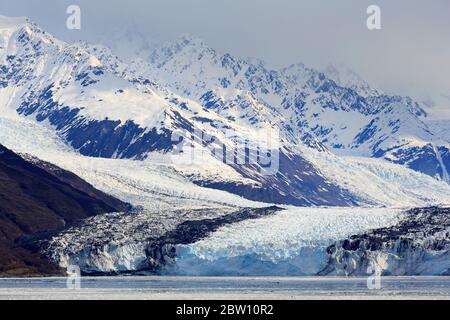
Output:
[[320, 207, 450, 276], [1, 91, 450, 275], [161, 207, 403, 276], [0, 15, 450, 277]]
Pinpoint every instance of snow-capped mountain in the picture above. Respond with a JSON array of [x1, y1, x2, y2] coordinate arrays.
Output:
[[4, 103, 448, 276], [139, 34, 450, 183], [0, 17, 355, 206], [1, 15, 450, 277], [1, 15, 449, 208]]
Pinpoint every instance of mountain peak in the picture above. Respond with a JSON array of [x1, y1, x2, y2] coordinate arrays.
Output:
[[176, 33, 207, 47], [0, 15, 64, 61], [322, 63, 381, 97], [149, 33, 215, 67]]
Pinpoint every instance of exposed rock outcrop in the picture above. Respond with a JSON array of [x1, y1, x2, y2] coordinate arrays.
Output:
[[319, 207, 450, 276]]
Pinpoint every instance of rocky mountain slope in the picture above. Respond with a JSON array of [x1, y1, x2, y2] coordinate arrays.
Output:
[[1, 16, 449, 207], [0, 16, 359, 206], [138, 34, 450, 183], [0, 144, 129, 276], [1, 110, 449, 275]]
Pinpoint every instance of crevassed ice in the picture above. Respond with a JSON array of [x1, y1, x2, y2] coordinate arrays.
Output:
[[166, 207, 403, 276]]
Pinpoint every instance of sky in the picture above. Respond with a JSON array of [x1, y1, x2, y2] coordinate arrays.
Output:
[[1, 0, 450, 118]]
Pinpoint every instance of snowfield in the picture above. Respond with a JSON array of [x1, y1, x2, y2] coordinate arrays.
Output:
[[0, 105, 261, 211], [1, 107, 449, 210], [300, 146, 450, 207]]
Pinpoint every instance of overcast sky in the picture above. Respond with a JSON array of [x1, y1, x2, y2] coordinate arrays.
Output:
[[1, 0, 450, 118]]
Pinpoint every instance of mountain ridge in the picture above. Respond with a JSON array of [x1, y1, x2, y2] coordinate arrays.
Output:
[[141, 32, 450, 182], [0, 15, 449, 208]]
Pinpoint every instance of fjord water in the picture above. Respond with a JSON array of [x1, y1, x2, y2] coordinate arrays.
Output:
[[0, 277, 449, 300]]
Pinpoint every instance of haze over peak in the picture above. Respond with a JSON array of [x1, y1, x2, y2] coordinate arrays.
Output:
[[0, 15, 28, 28]]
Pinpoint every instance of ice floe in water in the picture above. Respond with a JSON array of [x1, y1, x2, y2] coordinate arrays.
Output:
[[165, 207, 403, 276]]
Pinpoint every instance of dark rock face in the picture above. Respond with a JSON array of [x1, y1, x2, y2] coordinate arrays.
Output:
[[0, 144, 130, 276], [439, 146, 450, 179], [319, 207, 450, 276], [379, 144, 449, 180], [193, 151, 359, 207], [65, 120, 174, 159], [23, 155, 131, 213]]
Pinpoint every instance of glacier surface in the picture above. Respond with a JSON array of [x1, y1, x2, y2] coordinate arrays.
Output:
[[162, 207, 403, 276]]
